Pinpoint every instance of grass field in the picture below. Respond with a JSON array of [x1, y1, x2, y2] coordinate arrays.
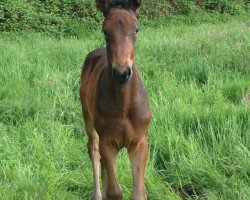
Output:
[[0, 20, 249, 199]]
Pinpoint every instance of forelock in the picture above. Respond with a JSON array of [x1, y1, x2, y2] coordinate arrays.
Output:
[[109, 0, 129, 8]]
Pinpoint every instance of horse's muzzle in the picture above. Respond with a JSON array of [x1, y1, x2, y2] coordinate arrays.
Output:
[[112, 67, 132, 85]]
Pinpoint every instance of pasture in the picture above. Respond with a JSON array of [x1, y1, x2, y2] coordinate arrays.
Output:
[[0, 21, 249, 199]]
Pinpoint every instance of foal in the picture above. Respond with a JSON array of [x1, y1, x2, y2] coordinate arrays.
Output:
[[80, 1, 151, 199]]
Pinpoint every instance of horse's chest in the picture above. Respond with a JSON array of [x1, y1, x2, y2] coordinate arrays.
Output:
[[94, 104, 151, 145], [94, 112, 134, 135]]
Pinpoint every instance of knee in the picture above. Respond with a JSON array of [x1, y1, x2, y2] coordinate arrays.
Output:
[[88, 135, 99, 149], [128, 138, 148, 154], [87, 137, 100, 159]]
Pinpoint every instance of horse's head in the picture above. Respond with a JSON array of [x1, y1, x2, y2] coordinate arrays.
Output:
[[96, 0, 141, 84]]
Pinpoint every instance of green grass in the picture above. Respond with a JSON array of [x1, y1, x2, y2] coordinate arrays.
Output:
[[0, 20, 249, 199]]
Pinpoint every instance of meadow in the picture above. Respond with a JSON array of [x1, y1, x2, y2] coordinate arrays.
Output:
[[0, 20, 249, 199]]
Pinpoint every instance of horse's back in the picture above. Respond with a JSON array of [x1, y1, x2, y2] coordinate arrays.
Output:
[[80, 47, 107, 122]]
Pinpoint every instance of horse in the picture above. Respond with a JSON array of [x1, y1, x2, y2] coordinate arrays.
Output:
[[80, 0, 151, 199]]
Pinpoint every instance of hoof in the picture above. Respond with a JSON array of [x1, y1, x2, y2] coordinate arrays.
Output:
[[106, 194, 122, 200], [130, 193, 147, 200]]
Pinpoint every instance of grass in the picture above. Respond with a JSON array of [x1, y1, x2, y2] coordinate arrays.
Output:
[[0, 20, 249, 199]]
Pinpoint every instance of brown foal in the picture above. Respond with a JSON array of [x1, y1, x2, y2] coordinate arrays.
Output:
[[80, 1, 151, 199]]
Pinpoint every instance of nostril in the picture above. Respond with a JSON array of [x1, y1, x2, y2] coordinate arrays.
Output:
[[127, 68, 131, 77], [112, 68, 118, 78], [124, 67, 131, 79]]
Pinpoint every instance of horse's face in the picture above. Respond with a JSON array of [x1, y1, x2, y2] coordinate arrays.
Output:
[[104, 8, 138, 85], [96, 0, 140, 85]]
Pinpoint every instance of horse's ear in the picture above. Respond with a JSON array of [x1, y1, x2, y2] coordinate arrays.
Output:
[[96, 0, 109, 12], [129, 0, 141, 11]]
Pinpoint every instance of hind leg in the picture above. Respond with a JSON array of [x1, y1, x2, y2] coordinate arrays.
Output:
[[86, 122, 102, 200]]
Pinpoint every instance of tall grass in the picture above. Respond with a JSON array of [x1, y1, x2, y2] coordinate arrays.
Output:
[[0, 21, 249, 199]]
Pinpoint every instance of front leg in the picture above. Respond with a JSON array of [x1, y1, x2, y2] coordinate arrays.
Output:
[[99, 139, 122, 200], [128, 138, 148, 200]]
